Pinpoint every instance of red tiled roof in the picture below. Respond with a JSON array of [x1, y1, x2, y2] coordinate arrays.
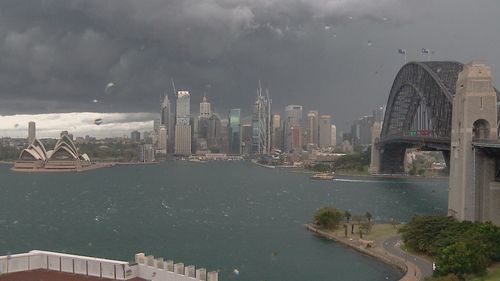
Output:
[[0, 269, 146, 281]]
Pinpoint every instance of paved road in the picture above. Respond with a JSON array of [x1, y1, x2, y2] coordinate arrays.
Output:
[[382, 236, 434, 280]]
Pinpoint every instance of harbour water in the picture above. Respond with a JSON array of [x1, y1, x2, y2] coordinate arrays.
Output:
[[0, 161, 448, 281]]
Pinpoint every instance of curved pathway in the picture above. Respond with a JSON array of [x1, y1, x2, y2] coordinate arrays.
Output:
[[381, 236, 433, 280]]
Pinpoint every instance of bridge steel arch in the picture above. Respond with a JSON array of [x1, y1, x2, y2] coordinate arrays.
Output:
[[379, 61, 465, 173]]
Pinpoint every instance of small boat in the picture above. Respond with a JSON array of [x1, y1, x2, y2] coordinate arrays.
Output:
[[310, 172, 335, 180]]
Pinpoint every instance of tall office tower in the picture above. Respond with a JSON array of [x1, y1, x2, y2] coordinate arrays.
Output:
[[199, 95, 211, 118], [351, 115, 374, 145], [197, 96, 211, 152], [251, 87, 271, 154], [290, 125, 302, 151], [319, 115, 332, 149], [306, 111, 318, 147], [271, 113, 283, 150], [175, 91, 192, 155], [190, 116, 198, 153], [228, 109, 241, 154], [241, 124, 253, 155], [153, 119, 161, 132], [28, 121, 36, 143], [207, 114, 222, 150], [160, 94, 174, 152], [219, 119, 230, 153], [143, 131, 153, 144], [284, 105, 303, 152], [130, 131, 141, 143], [158, 125, 168, 153], [331, 124, 337, 147]]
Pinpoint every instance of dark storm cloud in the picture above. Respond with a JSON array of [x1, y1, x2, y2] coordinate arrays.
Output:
[[1, 0, 500, 129]]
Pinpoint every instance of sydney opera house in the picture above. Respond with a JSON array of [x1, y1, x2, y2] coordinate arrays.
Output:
[[13, 135, 92, 172]]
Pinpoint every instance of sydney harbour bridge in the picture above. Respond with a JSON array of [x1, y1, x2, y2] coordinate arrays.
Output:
[[373, 60, 500, 224], [377, 61, 500, 173]]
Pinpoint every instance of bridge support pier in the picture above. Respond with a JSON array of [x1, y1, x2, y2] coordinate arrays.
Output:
[[369, 119, 382, 174], [379, 144, 407, 174], [448, 61, 499, 223]]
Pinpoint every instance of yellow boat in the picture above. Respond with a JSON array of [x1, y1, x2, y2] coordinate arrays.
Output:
[[310, 172, 335, 180]]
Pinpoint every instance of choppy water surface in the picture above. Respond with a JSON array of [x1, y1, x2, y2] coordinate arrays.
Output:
[[0, 162, 447, 281]]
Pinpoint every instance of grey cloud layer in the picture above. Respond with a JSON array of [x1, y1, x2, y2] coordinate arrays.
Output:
[[0, 0, 499, 129]]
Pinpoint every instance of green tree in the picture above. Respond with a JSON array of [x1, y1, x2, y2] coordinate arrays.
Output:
[[426, 274, 460, 281], [313, 207, 343, 230], [434, 241, 489, 279], [360, 222, 372, 234]]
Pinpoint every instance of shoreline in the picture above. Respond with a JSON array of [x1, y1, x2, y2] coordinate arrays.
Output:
[[305, 223, 431, 281]]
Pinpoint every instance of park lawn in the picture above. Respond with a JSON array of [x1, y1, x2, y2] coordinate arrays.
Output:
[[362, 223, 400, 241], [469, 263, 500, 281]]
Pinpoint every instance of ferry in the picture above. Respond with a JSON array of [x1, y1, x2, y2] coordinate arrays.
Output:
[[310, 172, 335, 180]]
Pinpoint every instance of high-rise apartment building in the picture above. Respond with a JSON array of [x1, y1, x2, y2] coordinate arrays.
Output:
[[319, 115, 332, 149], [284, 105, 303, 152], [130, 131, 141, 143], [158, 125, 168, 153], [28, 121, 36, 144], [175, 91, 192, 155], [228, 109, 241, 154], [306, 111, 318, 147]]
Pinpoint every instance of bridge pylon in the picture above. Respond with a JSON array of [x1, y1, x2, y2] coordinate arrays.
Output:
[[448, 61, 499, 223], [369, 119, 381, 174]]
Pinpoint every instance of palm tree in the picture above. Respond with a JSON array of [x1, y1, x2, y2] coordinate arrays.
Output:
[[344, 211, 351, 222], [365, 212, 372, 223]]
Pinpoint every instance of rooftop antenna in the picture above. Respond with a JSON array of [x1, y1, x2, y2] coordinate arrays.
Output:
[[171, 78, 177, 96], [258, 80, 263, 97]]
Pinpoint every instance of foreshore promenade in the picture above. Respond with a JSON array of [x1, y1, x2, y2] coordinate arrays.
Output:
[[305, 223, 433, 281]]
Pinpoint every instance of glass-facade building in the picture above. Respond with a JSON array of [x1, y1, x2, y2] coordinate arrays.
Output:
[[228, 109, 241, 154]]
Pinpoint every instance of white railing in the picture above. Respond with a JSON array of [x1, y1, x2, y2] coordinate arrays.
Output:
[[0, 250, 219, 281]]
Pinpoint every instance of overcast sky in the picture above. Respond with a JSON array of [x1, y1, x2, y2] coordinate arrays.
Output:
[[1, 0, 500, 137]]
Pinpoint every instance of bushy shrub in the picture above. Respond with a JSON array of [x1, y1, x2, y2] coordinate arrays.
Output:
[[313, 207, 343, 230]]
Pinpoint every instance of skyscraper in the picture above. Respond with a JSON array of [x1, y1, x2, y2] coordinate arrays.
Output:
[[199, 95, 211, 118], [319, 115, 332, 149], [130, 131, 141, 143], [158, 125, 167, 153], [207, 114, 223, 151], [331, 124, 337, 147], [197, 96, 211, 153], [228, 109, 241, 154], [175, 91, 192, 155], [306, 111, 318, 147], [251, 86, 271, 155], [284, 105, 303, 152], [271, 113, 283, 150], [160, 94, 174, 152], [28, 121, 36, 144], [241, 124, 253, 155]]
